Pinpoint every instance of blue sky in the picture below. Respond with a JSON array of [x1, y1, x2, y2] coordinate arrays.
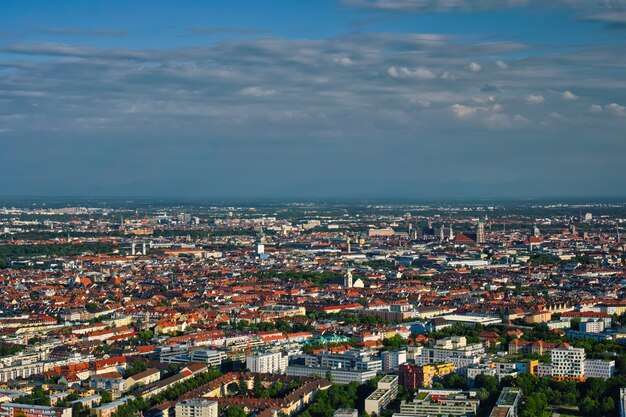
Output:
[[1, 0, 626, 199]]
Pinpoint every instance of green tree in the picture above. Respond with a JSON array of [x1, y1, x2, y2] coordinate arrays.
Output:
[[253, 374, 262, 396], [600, 396, 615, 414], [239, 376, 248, 395], [521, 392, 550, 417], [138, 330, 154, 343], [100, 390, 112, 404], [579, 396, 599, 415], [225, 406, 247, 417]]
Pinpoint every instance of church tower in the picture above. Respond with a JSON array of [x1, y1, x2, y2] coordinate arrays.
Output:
[[344, 268, 353, 288]]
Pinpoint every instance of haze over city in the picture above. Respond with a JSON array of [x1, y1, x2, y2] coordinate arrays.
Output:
[[2, 0, 626, 199]]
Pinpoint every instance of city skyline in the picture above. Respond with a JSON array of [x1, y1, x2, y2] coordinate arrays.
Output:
[[1, 0, 626, 198]]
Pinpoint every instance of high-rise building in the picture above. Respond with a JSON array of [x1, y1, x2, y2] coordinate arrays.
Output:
[[476, 221, 485, 244], [551, 346, 586, 382], [382, 350, 407, 371], [246, 351, 288, 374]]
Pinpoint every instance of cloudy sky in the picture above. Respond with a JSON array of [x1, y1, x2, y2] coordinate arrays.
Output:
[[1, 0, 625, 199]]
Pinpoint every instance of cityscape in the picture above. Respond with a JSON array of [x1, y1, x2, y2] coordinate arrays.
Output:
[[0, 200, 625, 417], [2, 1, 626, 417]]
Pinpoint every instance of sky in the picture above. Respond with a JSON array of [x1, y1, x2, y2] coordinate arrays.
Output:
[[1, 0, 626, 200]]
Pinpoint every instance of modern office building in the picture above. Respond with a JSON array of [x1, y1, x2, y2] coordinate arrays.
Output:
[[585, 359, 615, 379], [551, 346, 586, 382], [189, 349, 226, 368], [317, 350, 382, 372], [285, 365, 376, 384]]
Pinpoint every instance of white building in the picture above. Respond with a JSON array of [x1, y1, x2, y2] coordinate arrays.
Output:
[[580, 319, 605, 333], [246, 352, 288, 374], [585, 359, 615, 380], [551, 346, 585, 381], [365, 375, 399, 415], [382, 350, 407, 372], [467, 365, 497, 385], [189, 349, 226, 368], [619, 388, 626, 417], [285, 365, 376, 384], [175, 399, 218, 417], [0, 362, 44, 383], [416, 337, 484, 372]]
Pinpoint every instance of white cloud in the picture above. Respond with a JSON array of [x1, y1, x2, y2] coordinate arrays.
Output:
[[562, 91, 577, 100], [239, 86, 277, 97], [335, 57, 353, 66], [549, 112, 567, 121], [484, 113, 530, 129], [526, 94, 545, 104], [589, 103, 626, 116], [606, 103, 626, 117], [450, 104, 483, 119], [589, 104, 603, 113], [410, 99, 431, 108], [468, 62, 482, 72], [388, 66, 436, 79], [496, 60, 508, 70], [440, 71, 455, 80]]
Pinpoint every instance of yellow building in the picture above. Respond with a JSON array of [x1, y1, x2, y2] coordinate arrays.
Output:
[[525, 311, 552, 324], [421, 363, 456, 387]]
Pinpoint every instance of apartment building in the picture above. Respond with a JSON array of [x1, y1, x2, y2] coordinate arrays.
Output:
[[416, 336, 484, 372], [175, 399, 218, 417], [246, 352, 288, 374], [399, 363, 456, 389], [382, 350, 407, 372], [365, 375, 399, 416], [0, 362, 44, 383], [0, 403, 72, 417]]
